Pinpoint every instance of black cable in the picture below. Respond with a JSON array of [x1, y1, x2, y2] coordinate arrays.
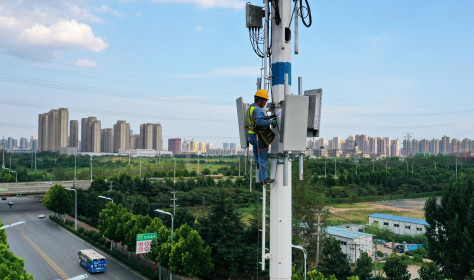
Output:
[[272, 0, 281, 25], [299, 0, 312, 27]]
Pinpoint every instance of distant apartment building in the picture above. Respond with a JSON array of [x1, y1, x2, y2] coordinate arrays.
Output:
[[199, 142, 206, 153], [101, 128, 114, 153], [19, 137, 27, 149], [38, 108, 69, 152], [168, 138, 181, 154], [30, 136, 38, 151], [390, 139, 399, 157], [113, 121, 130, 153], [206, 143, 213, 151], [190, 140, 198, 152], [69, 120, 79, 148], [140, 123, 163, 151], [81, 117, 101, 152], [130, 134, 141, 149]]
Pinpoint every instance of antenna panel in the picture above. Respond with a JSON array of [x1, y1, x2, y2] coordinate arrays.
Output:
[[236, 97, 250, 149]]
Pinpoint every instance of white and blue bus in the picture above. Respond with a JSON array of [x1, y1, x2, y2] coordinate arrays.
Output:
[[78, 249, 106, 273]]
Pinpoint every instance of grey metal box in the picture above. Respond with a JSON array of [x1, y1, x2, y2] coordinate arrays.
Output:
[[246, 3, 263, 29], [236, 97, 250, 149], [304, 89, 323, 137], [281, 95, 309, 151]]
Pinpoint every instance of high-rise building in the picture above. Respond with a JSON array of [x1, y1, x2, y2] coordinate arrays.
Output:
[[369, 137, 377, 154], [206, 143, 213, 151], [451, 138, 462, 153], [440, 135, 451, 154], [101, 128, 113, 153], [420, 139, 430, 153], [199, 142, 206, 153], [430, 139, 440, 155], [69, 120, 79, 148], [113, 120, 130, 153], [390, 139, 399, 157], [30, 136, 38, 151], [355, 134, 369, 153], [130, 135, 141, 149], [139, 123, 163, 151], [168, 138, 181, 154], [81, 117, 101, 152], [190, 140, 198, 152], [19, 137, 27, 149], [38, 108, 68, 152]]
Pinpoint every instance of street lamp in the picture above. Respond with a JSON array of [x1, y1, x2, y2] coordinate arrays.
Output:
[[155, 208, 174, 280], [292, 244, 307, 280], [65, 188, 77, 231], [90, 155, 93, 183], [97, 195, 113, 204]]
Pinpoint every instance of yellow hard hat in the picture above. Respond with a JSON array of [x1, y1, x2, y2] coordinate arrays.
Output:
[[255, 89, 269, 100]]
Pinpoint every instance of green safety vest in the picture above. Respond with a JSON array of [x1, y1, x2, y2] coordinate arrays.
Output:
[[247, 105, 257, 135]]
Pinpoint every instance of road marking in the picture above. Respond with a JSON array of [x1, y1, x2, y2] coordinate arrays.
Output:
[[0, 221, 25, 229], [21, 232, 69, 280]]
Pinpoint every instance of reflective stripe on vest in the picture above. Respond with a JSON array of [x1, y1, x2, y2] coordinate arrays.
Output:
[[247, 105, 257, 134]]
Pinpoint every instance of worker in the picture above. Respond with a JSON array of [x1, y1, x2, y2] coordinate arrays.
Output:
[[247, 89, 277, 184]]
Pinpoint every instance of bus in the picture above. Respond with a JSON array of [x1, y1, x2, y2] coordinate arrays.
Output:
[[78, 249, 106, 273]]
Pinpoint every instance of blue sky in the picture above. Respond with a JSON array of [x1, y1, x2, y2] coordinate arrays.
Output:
[[1, 0, 473, 148]]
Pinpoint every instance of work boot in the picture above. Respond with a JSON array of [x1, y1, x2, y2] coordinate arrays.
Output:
[[263, 178, 274, 185]]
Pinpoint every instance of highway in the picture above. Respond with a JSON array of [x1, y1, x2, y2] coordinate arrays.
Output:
[[0, 197, 148, 280]]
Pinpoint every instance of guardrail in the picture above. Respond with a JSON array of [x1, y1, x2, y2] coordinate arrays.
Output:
[[0, 180, 91, 196]]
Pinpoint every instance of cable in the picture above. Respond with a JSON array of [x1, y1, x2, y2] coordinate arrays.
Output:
[[299, 0, 312, 27]]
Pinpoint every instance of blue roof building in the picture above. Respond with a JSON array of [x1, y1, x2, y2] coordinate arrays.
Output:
[[369, 213, 429, 235], [327, 226, 374, 263]]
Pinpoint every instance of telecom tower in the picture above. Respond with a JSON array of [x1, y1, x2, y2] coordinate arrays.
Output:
[[238, 1, 320, 279]]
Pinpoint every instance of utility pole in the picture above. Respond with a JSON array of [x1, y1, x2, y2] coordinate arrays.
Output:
[[34, 151, 36, 170], [334, 158, 337, 176], [324, 158, 327, 177], [412, 162, 414, 173], [455, 157, 458, 179], [90, 155, 93, 183], [385, 160, 388, 172], [170, 191, 179, 216], [404, 133, 413, 157], [374, 241, 378, 277], [372, 159, 375, 171], [315, 212, 323, 268], [355, 159, 358, 175], [1, 137, 5, 169], [108, 180, 114, 192], [434, 161, 437, 170]]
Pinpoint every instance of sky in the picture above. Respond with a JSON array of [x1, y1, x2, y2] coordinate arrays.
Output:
[[1, 0, 473, 149]]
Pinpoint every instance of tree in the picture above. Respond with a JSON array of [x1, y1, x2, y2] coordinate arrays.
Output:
[[169, 224, 213, 278], [418, 262, 444, 280], [424, 175, 473, 279], [0, 221, 7, 245], [42, 184, 72, 217], [383, 254, 410, 280], [354, 251, 373, 280], [0, 243, 33, 280], [319, 237, 351, 279]]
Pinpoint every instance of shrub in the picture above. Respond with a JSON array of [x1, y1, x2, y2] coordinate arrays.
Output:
[[413, 254, 423, 263], [105, 240, 111, 248], [377, 250, 384, 258], [401, 254, 410, 262], [92, 232, 102, 241], [78, 227, 85, 234], [87, 230, 95, 238], [98, 237, 105, 244]]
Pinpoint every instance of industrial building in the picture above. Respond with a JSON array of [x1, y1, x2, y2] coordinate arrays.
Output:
[[369, 213, 429, 235], [327, 226, 374, 263]]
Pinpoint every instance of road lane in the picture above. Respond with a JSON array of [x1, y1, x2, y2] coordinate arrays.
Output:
[[0, 197, 148, 280]]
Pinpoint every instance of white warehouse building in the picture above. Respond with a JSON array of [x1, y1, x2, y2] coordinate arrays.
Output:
[[327, 226, 374, 263], [369, 213, 429, 235]]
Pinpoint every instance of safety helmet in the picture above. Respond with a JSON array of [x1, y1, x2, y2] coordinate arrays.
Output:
[[255, 89, 269, 100]]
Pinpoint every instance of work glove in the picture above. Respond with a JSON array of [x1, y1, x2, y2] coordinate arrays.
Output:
[[271, 120, 277, 127], [268, 115, 278, 120]]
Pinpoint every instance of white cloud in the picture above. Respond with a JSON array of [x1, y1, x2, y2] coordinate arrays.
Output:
[[76, 58, 97, 67], [149, 0, 245, 9], [20, 20, 108, 52], [178, 66, 260, 78], [0, 1, 107, 59]]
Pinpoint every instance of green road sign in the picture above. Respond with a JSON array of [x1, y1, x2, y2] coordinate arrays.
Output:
[[137, 233, 157, 241]]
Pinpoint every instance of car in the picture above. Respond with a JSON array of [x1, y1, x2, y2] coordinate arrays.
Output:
[[1, 197, 6, 200], [38, 214, 45, 219]]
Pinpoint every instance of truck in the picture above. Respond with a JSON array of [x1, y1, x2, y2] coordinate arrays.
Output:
[[395, 242, 425, 253]]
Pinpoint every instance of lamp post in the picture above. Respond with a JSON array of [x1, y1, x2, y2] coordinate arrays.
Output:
[[292, 245, 307, 280], [98, 195, 114, 250], [98, 195, 113, 204], [155, 209, 174, 280], [65, 188, 77, 231], [74, 155, 77, 187], [139, 157, 142, 179]]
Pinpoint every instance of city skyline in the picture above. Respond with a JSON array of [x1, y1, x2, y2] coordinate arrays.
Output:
[[1, 1, 473, 145]]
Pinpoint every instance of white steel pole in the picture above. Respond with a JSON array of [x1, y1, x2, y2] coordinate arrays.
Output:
[[269, 1, 292, 278]]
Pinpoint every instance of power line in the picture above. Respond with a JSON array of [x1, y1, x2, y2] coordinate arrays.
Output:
[[0, 73, 232, 105], [0, 98, 234, 122]]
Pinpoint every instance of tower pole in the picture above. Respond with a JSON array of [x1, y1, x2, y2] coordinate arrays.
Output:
[[269, 1, 292, 278]]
